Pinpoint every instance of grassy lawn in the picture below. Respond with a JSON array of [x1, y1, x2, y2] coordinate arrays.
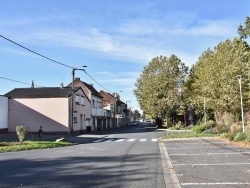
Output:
[[0, 140, 72, 153]]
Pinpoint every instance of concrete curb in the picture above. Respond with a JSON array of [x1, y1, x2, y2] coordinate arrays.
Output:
[[159, 141, 181, 188]]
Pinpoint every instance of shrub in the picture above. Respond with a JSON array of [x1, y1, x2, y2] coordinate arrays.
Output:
[[233, 132, 246, 142], [202, 128, 216, 134], [230, 123, 242, 133], [215, 121, 228, 133], [222, 132, 235, 141], [206, 120, 216, 129], [174, 121, 183, 130], [245, 134, 250, 142], [16, 126, 27, 144], [192, 124, 206, 134]]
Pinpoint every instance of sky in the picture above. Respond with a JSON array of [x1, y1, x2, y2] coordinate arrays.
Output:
[[0, 0, 249, 112]]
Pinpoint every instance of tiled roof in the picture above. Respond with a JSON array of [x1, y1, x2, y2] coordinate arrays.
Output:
[[83, 82, 103, 98], [4, 87, 81, 98]]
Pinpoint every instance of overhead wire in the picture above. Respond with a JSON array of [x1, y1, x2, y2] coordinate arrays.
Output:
[[0, 76, 43, 87], [0, 34, 113, 92]]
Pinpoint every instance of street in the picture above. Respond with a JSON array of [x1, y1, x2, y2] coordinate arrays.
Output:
[[0, 122, 166, 188], [1, 123, 250, 188]]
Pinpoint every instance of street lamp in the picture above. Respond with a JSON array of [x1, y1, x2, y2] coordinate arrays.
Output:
[[237, 75, 245, 133], [113, 92, 117, 128], [70, 66, 87, 134]]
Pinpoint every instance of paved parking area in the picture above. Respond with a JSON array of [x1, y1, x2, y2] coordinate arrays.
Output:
[[162, 138, 250, 187]]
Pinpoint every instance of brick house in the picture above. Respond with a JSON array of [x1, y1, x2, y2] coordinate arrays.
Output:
[[68, 78, 112, 131]]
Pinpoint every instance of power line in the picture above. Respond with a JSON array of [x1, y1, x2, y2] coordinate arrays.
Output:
[[0, 34, 73, 69], [0, 34, 115, 93], [0, 76, 43, 87], [83, 70, 112, 92]]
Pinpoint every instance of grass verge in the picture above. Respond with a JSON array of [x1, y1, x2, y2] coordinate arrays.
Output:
[[0, 140, 72, 153], [162, 132, 216, 139]]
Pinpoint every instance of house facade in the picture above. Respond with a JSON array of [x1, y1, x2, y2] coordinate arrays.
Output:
[[4, 87, 91, 133], [69, 78, 112, 131], [99, 90, 129, 127], [0, 96, 8, 133]]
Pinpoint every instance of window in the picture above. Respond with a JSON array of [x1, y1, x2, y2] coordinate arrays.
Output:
[[74, 111, 77, 123], [80, 96, 85, 105], [93, 100, 95, 107], [75, 95, 80, 105]]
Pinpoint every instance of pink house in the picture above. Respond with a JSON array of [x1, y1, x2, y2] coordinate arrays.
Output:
[[4, 87, 91, 134]]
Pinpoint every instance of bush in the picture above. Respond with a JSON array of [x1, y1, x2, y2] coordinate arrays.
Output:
[[202, 128, 216, 134], [206, 120, 216, 129], [192, 124, 206, 134], [245, 134, 250, 142], [230, 123, 242, 133], [223, 132, 235, 141], [16, 126, 27, 144], [215, 121, 229, 133], [174, 121, 183, 130], [233, 132, 246, 142]]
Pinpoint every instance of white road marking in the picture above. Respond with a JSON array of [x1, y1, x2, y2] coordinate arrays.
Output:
[[169, 152, 250, 156], [93, 139, 103, 143], [152, 138, 158, 142], [182, 182, 250, 186], [128, 139, 135, 142], [174, 163, 250, 166], [140, 139, 146, 142], [115, 139, 125, 142], [104, 139, 114, 142]]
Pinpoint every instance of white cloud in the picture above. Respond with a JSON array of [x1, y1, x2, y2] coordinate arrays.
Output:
[[185, 20, 237, 37]]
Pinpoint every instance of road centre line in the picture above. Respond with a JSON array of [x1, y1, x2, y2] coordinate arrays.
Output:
[[128, 139, 135, 142], [140, 139, 146, 142], [174, 163, 250, 166], [169, 152, 250, 156], [182, 182, 250, 186], [115, 139, 125, 142], [152, 138, 158, 142]]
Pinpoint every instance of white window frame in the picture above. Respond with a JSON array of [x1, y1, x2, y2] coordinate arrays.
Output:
[[74, 111, 77, 123], [75, 94, 80, 105], [80, 96, 85, 106]]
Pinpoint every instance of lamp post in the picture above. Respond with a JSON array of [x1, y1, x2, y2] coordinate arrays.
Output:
[[113, 93, 117, 128], [70, 66, 87, 134], [237, 75, 245, 133], [204, 96, 206, 125]]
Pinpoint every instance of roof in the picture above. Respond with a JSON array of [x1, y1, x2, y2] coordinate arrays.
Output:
[[4, 87, 82, 98], [83, 82, 103, 98]]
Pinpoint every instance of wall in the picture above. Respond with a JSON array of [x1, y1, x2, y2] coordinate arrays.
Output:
[[0, 96, 8, 133], [8, 98, 69, 133], [72, 89, 91, 132]]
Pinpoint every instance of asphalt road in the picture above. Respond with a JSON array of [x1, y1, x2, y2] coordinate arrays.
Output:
[[0, 122, 167, 188], [162, 138, 250, 187]]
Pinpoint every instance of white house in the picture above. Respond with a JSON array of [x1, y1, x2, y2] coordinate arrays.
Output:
[[4, 87, 91, 133], [0, 96, 8, 133]]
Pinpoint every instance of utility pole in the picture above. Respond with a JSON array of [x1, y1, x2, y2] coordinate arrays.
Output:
[[237, 75, 245, 133], [70, 66, 87, 134], [204, 96, 206, 125]]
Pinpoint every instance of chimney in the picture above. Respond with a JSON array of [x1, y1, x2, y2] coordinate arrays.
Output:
[[31, 80, 34, 88], [75, 78, 81, 82]]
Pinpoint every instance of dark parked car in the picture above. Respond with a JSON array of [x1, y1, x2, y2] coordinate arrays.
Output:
[[129, 120, 138, 126]]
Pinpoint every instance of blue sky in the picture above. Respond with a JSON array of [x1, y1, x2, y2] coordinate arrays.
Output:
[[0, 0, 249, 112]]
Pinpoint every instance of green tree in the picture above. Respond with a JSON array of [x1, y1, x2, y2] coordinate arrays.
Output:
[[238, 17, 250, 39], [134, 55, 188, 120], [185, 38, 250, 120]]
